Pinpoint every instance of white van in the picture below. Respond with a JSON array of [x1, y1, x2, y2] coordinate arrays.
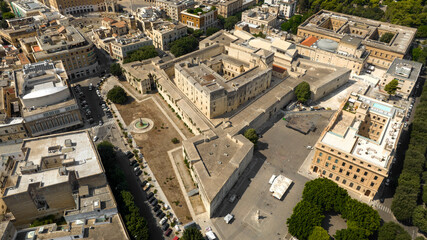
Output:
[[159, 217, 167, 225]]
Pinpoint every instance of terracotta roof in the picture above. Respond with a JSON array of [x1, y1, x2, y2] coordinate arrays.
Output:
[[57, 26, 66, 33], [112, 21, 127, 28], [103, 17, 116, 24], [272, 64, 287, 73], [32, 45, 42, 52], [17, 53, 30, 65], [301, 36, 318, 47]]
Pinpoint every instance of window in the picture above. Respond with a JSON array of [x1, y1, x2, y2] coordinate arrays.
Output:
[[339, 168, 343, 173], [346, 171, 350, 176], [319, 152, 323, 156], [370, 182, 374, 187], [322, 170, 326, 175], [349, 183, 354, 187], [336, 176, 340, 181], [353, 175, 357, 179], [374, 176, 378, 180], [342, 162, 346, 166], [329, 173, 333, 178], [349, 165, 353, 169], [343, 179, 347, 184], [332, 165, 336, 170], [316, 158, 320, 163], [325, 163, 329, 167], [364, 172, 368, 176], [356, 186, 361, 191], [327, 156, 331, 160], [361, 178, 364, 182], [356, 168, 360, 173]]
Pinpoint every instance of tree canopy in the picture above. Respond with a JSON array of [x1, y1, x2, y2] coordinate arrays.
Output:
[[384, 79, 399, 95], [181, 227, 204, 240], [281, 14, 310, 34], [169, 36, 198, 57], [413, 206, 427, 233], [341, 199, 381, 236], [123, 45, 158, 63], [243, 128, 258, 145], [110, 63, 123, 77], [380, 32, 395, 43], [308, 226, 330, 240], [334, 228, 368, 240], [378, 221, 411, 240], [294, 81, 311, 103], [224, 16, 240, 30], [287, 200, 324, 240], [206, 27, 220, 36], [302, 178, 349, 212], [107, 86, 128, 104]]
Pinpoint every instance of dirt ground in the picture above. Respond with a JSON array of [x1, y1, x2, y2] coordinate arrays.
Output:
[[116, 96, 193, 224]]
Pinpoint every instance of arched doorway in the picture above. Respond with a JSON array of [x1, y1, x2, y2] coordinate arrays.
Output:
[[313, 166, 318, 172], [365, 190, 371, 196], [108, 6, 113, 12]]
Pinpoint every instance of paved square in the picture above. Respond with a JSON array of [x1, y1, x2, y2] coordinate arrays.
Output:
[[211, 112, 333, 240]]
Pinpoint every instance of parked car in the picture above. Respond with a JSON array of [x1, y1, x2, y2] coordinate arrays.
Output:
[[89, 83, 93, 91], [153, 205, 160, 212], [158, 212, 165, 219], [164, 228, 172, 236], [99, 120, 103, 126], [161, 223, 169, 231], [146, 192, 154, 200], [150, 199, 158, 206], [126, 151, 135, 159], [134, 167, 140, 172], [130, 160, 137, 166], [148, 197, 156, 204], [93, 136, 98, 142], [135, 169, 142, 176], [159, 217, 168, 225], [141, 180, 148, 187]]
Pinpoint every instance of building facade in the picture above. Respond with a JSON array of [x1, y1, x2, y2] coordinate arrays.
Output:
[[145, 21, 187, 50], [122, 61, 156, 94], [1, 131, 108, 224], [110, 35, 153, 61], [155, 0, 196, 21], [31, 26, 98, 79], [310, 94, 405, 199], [241, 6, 278, 29], [218, 0, 242, 18], [297, 10, 417, 69], [13, 60, 83, 137], [381, 58, 422, 99], [47, 0, 118, 14], [180, 7, 218, 31]]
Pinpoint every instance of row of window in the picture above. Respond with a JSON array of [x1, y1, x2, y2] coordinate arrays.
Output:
[[321, 169, 375, 189], [318, 149, 382, 172]]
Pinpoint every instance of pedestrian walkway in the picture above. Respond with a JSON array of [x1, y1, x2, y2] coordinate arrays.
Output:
[[372, 200, 392, 214]]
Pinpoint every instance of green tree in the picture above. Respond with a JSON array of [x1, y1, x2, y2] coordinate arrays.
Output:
[[294, 81, 311, 103], [110, 63, 122, 77], [415, 237, 426, 240], [243, 128, 258, 145], [334, 228, 368, 240], [181, 227, 204, 240], [341, 199, 380, 235], [380, 33, 394, 43], [224, 16, 239, 30], [287, 200, 324, 240], [308, 226, 330, 240], [1, 19, 8, 29], [206, 27, 220, 36], [2, 12, 14, 19], [107, 86, 128, 104], [384, 79, 399, 95], [170, 36, 198, 57], [416, 25, 427, 38], [302, 178, 349, 212], [192, 29, 204, 38], [378, 221, 411, 240], [413, 206, 427, 233], [123, 45, 158, 63], [412, 46, 427, 65]]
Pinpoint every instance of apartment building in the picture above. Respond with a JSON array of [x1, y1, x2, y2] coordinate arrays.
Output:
[[310, 94, 405, 199], [174, 42, 273, 118], [381, 58, 422, 99], [110, 34, 153, 61], [264, 0, 296, 18], [180, 7, 218, 31], [217, 0, 242, 18], [241, 6, 278, 29], [11, 0, 49, 17], [1, 131, 109, 225], [155, 0, 196, 21], [13, 60, 83, 137], [145, 20, 187, 50], [297, 10, 417, 69], [31, 26, 98, 79], [47, 0, 118, 14], [122, 60, 156, 94]]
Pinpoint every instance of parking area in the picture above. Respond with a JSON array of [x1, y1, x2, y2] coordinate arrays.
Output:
[[211, 111, 333, 240]]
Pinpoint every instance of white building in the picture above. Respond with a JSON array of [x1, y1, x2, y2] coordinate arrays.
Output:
[[264, 0, 296, 19]]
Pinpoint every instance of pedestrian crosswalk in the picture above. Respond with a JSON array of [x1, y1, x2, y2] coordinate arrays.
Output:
[[372, 201, 392, 214]]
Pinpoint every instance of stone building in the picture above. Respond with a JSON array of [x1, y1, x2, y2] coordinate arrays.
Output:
[[264, 0, 296, 19], [380, 58, 422, 99], [180, 7, 218, 31], [241, 6, 278, 29], [29, 26, 98, 79], [47, 0, 118, 14], [144, 20, 187, 50], [13, 60, 83, 137], [122, 60, 157, 94], [297, 10, 417, 69], [155, 0, 196, 21], [1, 131, 109, 225], [174, 42, 273, 118], [310, 94, 405, 199], [217, 0, 242, 18]]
